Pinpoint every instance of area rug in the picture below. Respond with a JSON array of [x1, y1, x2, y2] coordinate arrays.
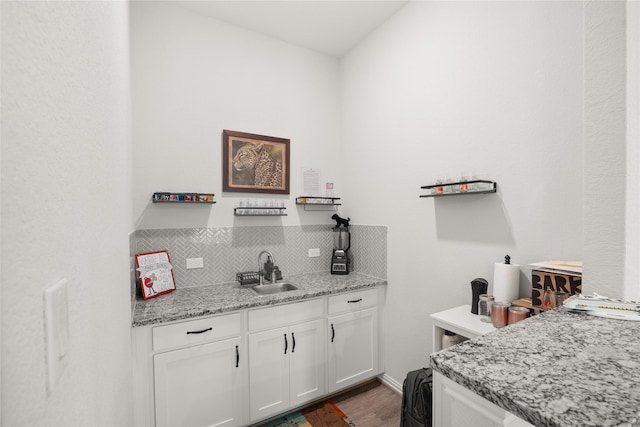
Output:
[[259, 401, 356, 427]]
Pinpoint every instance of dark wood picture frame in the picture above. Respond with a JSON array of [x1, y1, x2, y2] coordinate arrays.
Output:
[[222, 129, 290, 194]]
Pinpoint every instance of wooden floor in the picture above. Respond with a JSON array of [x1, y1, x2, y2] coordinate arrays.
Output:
[[332, 380, 402, 427]]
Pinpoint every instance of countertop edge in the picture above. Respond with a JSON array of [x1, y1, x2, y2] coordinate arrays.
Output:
[[131, 272, 387, 328], [429, 360, 549, 427]]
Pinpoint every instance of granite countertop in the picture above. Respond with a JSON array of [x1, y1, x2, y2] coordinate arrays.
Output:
[[430, 308, 640, 427], [132, 271, 386, 327]]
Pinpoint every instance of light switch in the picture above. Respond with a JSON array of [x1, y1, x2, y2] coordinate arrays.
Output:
[[44, 278, 69, 393]]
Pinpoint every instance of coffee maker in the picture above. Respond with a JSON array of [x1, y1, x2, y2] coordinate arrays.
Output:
[[331, 227, 351, 274]]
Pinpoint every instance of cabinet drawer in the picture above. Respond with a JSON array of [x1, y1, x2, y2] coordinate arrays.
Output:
[[248, 298, 324, 332], [328, 288, 378, 315], [152, 312, 241, 352]]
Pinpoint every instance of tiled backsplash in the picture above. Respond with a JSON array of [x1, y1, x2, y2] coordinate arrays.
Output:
[[131, 225, 387, 297]]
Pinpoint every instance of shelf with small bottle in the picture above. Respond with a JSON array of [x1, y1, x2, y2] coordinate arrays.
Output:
[[234, 206, 287, 216], [295, 196, 341, 211], [152, 192, 216, 203], [420, 180, 497, 198], [234, 199, 287, 216]]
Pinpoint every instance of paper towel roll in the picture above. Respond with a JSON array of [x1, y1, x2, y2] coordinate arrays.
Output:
[[493, 262, 520, 303]]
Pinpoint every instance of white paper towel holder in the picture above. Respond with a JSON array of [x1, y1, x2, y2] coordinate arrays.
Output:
[[493, 254, 520, 303]]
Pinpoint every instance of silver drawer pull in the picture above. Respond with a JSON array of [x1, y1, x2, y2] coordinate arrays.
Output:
[[347, 298, 363, 303], [186, 327, 213, 335]]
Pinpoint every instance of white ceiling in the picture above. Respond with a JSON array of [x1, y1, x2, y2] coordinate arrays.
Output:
[[167, 1, 409, 57]]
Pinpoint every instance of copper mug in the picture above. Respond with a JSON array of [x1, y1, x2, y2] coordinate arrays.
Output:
[[491, 302, 511, 328], [508, 306, 529, 324]]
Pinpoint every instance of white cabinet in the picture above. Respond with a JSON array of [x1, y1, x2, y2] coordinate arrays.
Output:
[[248, 299, 325, 423], [433, 371, 533, 427], [289, 319, 326, 407], [154, 337, 242, 427], [327, 288, 379, 393], [431, 306, 531, 427], [132, 286, 383, 427], [132, 312, 245, 427]]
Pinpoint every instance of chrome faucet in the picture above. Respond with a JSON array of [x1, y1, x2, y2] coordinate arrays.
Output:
[[258, 250, 277, 285]]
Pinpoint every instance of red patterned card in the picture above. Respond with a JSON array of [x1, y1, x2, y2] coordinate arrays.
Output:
[[135, 250, 176, 299]]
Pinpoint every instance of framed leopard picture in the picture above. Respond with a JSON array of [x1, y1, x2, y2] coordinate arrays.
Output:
[[222, 129, 290, 194]]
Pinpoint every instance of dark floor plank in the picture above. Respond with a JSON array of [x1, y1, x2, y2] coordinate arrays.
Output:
[[332, 380, 402, 427]]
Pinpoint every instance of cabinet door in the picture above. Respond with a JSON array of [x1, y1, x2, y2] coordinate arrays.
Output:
[[327, 307, 378, 393], [289, 319, 325, 407], [154, 336, 242, 427], [248, 326, 290, 422], [433, 371, 534, 427]]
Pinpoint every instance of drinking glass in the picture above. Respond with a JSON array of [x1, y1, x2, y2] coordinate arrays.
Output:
[[478, 294, 494, 323]]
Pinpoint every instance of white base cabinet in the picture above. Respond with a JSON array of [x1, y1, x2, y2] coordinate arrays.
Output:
[[327, 289, 379, 393], [154, 337, 242, 427], [132, 287, 384, 427], [430, 306, 531, 427], [132, 312, 246, 427], [248, 319, 325, 422], [248, 327, 290, 420], [433, 371, 533, 427], [247, 299, 325, 423], [289, 319, 326, 408]]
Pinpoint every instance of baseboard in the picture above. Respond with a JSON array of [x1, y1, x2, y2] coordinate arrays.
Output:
[[379, 373, 403, 395]]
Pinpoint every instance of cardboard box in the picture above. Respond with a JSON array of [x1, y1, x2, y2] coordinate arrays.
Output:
[[530, 262, 582, 307]]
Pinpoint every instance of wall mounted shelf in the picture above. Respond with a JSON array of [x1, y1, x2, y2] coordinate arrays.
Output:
[[152, 192, 216, 203], [420, 180, 497, 198], [234, 207, 287, 216], [295, 196, 341, 211]]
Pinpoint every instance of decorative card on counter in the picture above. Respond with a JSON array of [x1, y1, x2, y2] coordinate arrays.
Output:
[[135, 250, 176, 299]]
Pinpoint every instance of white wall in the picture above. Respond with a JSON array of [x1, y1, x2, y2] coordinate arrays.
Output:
[[131, 2, 343, 229], [583, 1, 628, 299], [341, 1, 584, 385], [2, 0, 635, 422], [1, 2, 133, 425], [625, 0, 640, 301]]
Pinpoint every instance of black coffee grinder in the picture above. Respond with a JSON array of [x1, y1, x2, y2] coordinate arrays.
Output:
[[331, 214, 351, 275]]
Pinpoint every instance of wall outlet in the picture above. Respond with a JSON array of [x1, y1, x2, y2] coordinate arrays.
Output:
[[186, 257, 204, 269], [308, 248, 320, 258]]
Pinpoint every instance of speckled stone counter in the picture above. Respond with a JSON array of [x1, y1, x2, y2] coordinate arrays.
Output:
[[132, 271, 385, 327], [430, 308, 640, 427]]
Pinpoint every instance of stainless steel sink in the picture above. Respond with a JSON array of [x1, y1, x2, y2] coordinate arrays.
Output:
[[250, 282, 298, 296]]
